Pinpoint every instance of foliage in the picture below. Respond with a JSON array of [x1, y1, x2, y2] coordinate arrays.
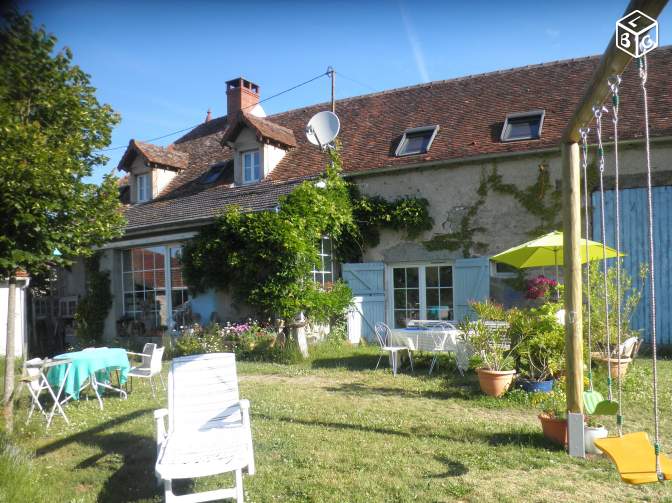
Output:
[[525, 275, 558, 300], [182, 148, 353, 321], [336, 186, 433, 261], [459, 301, 519, 371], [74, 253, 113, 342], [584, 262, 645, 357], [0, 431, 48, 502], [537, 387, 567, 420], [302, 281, 353, 324], [0, 11, 125, 276], [171, 321, 302, 363], [423, 163, 561, 257], [509, 302, 565, 381]]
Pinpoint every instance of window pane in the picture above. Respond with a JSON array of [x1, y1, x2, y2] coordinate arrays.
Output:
[[439, 307, 452, 321], [426, 306, 439, 320], [406, 268, 419, 288], [254, 164, 260, 180], [393, 268, 405, 288], [440, 288, 453, 306], [123, 272, 134, 292], [122, 250, 132, 273], [406, 288, 419, 309], [440, 266, 453, 287], [426, 288, 439, 306], [426, 267, 438, 287], [253, 151, 260, 165], [394, 311, 407, 328], [394, 290, 405, 308], [504, 115, 542, 141], [124, 293, 136, 312]]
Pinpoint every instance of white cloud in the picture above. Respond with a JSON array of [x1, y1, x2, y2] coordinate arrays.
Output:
[[399, 1, 429, 83]]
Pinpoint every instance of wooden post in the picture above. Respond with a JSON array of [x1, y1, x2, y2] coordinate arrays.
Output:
[[329, 67, 336, 113], [562, 142, 583, 414]]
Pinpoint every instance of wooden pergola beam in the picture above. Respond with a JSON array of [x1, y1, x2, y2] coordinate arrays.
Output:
[[563, 0, 668, 416]]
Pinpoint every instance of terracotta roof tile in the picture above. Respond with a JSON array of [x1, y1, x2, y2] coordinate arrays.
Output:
[[117, 140, 189, 171], [222, 111, 297, 148], [121, 47, 672, 235]]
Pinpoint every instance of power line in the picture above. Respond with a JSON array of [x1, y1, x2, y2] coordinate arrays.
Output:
[[337, 71, 377, 92], [96, 70, 329, 153]]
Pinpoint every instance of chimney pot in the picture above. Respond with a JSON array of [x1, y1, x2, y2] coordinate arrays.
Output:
[[226, 77, 260, 120], [205, 108, 212, 123]]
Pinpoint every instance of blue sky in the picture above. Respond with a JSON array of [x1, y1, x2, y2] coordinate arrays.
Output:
[[22, 0, 672, 184]]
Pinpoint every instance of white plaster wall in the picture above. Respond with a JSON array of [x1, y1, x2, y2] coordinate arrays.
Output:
[[233, 128, 259, 185], [190, 289, 254, 325], [153, 167, 177, 197], [263, 143, 286, 178], [0, 280, 28, 357]]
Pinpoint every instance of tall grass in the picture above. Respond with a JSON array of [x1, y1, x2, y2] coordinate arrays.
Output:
[[0, 431, 47, 502]]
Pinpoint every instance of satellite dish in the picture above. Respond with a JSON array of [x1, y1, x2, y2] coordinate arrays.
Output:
[[305, 111, 340, 149]]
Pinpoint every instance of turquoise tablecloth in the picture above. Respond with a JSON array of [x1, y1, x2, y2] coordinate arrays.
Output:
[[48, 348, 130, 400]]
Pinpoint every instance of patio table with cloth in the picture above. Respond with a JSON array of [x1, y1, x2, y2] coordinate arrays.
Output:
[[48, 348, 130, 409], [390, 327, 470, 374]]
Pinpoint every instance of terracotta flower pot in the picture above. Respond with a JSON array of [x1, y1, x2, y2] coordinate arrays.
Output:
[[595, 357, 632, 379], [538, 413, 568, 446], [476, 368, 516, 397]]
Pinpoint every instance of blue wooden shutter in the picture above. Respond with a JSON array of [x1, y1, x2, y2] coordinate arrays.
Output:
[[342, 262, 385, 341], [453, 257, 491, 321]]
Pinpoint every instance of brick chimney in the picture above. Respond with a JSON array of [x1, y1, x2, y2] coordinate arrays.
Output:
[[226, 77, 260, 120]]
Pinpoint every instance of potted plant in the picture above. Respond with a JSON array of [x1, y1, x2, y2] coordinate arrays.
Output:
[[510, 303, 565, 393], [459, 302, 520, 398], [537, 388, 568, 446], [584, 416, 608, 455]]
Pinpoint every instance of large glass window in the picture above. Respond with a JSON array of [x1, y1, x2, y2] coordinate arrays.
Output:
[[121, 245, 189, 331], [137, 174, 151, 202], [391, 264, 453, 328], [243, 150, 261, 183], [312, 236, 333, 287]]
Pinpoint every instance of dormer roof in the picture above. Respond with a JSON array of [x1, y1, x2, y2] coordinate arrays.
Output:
[[117, 139, 189, 172], [221, 111, 297, 149]]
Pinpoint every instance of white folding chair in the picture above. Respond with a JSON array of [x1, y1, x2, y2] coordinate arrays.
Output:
[[21, 358, 72, 427], [374, 322, 413, 376], [127, 344, 165, 398]]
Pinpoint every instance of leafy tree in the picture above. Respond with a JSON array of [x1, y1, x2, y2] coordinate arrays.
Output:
[[0, 11, 125, 429], [182, 149, 355, 332]]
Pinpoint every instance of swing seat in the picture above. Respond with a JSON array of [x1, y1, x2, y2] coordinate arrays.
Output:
[[583, 390, 618, 415], [594, 432, 672, 485]]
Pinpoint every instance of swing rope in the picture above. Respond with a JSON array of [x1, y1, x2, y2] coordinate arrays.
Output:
[[608, 74, 625, 436], [579, 127, 594, 391], [639, 54, 663, 483], [593, 104, 614, 402]]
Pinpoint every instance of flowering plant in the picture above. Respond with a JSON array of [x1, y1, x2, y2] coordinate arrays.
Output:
[[525, 275, 558, 300]]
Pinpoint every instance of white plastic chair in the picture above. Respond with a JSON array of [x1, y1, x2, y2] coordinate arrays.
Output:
[[615, 336, 641, 359], [374, 322, 413, 376], [21, 357, 71, 427], [127, 343, 165, 398], [154, 353, 255, 503]]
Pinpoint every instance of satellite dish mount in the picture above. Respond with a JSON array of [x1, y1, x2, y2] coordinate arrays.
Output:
[[305, 110, 340, 151]]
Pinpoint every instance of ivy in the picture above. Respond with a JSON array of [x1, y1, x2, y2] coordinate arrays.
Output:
[[423, 161, 563, 257], [182, 148, 355, 322], [335, 186, 433, 262], [74, 252, 113, 342]]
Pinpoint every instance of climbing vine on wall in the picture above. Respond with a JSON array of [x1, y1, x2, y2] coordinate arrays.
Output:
[[335, 186, 433, 262], [75, 252, 113, 342], [423, 161, 564, 257]]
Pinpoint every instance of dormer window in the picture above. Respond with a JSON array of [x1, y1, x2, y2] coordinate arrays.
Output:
[[501, 110, 545, 142], [243, 150, 261, 183], [395, 125, 439, 157], [137, 174, 151, 202]]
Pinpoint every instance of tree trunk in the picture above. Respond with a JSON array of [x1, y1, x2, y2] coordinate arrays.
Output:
[[3, 273, 17, 431]]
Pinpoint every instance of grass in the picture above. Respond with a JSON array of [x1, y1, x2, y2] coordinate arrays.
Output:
[[3, 342, 672, 502]]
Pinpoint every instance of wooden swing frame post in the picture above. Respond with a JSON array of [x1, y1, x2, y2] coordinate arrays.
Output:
[[562, 0, 668, 415]]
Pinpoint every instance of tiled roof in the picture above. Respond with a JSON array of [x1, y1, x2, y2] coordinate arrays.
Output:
[[222, 111, 297, 148], [120, 47, 672, 235], [118, 140, 189, 171]]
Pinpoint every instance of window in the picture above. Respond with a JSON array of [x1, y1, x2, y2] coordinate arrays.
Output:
[[34, 298, 48, 319], [391, 264, 453, 328], [395, 125, 439, 156], [242, 150, 261, 183], [500, 110, 545, 142], [312, 236, 333, 287], [200, 160, 233, 184], [59, 296, 78, 319], [121, 245, 190, 331], [137, 174, 151, 202], [491, 261, 517, 278]]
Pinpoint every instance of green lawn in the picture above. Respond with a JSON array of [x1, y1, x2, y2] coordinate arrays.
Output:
[[3, 344, 672, 502]]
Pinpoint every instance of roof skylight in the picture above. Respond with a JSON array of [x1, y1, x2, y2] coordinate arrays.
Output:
[[395, 125, 439, 156], [501, 110, 545, 142]]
